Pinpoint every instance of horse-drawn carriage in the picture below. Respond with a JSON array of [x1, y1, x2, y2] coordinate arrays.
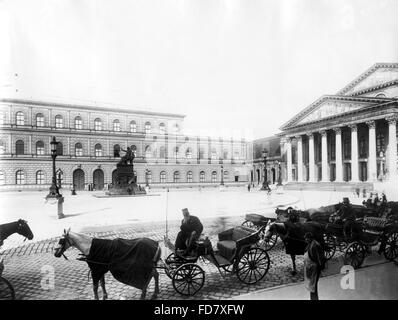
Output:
[[162, 225, 271, 296]]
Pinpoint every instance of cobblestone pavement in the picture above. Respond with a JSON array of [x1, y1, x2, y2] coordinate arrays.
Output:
[[0, 215, 385, 300]]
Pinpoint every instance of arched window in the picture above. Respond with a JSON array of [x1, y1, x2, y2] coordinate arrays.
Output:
[[16, 111, 24, 125], [211, 171, 217, 182], [57, 142, 63, 155], [0, 171, 5, 185], [36, 113, 45, 127], [36, 170, 45, 185], [187, 171, 193, 183], [95, 143, 102, 157], [36, 141, 45, 155], [130, 121, 137, 133], [375, 93, 386, 98], [15, 140, 24, 155], [159, 146, 166, 158], [113, 119, 120, 131], [185, 148, 192, 159], [16, 170, 25, 184], [211, 148, 217, 160], [55, 115, 63, 128], [94, 118, 102, 131], [174, 147, 179, 158], [159, 123, 166, 134], [114, 144, 121, 157], [173, 124, 180, 134], [145, 122, 151, 134], [199, 171, 205, 182], [75, 143, 83, 156], [75, 116, 83, 129], [145, 145, 152, 158], [160, 171, 166, 183], [0, 140, 5, 154], [173, 171, 180, 183]]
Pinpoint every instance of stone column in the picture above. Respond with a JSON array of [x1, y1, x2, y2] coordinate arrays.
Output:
[[297, 136, 303, 182], [320, 130, 328, 182], [350, 124, 359, 182], [367, 121, 377, 182], [387, 116, 398, 181], [286, 138, 292, 182], [334, 128, 343, 182], [308, 133, 315, 182]]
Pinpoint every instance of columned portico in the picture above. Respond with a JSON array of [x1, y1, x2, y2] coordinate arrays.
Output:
[[308, 133, 315, 182], [387, 116, 398, 181], [320, 130, 328, 182], [367, 121, 377, 182], [350, 124, 359, 182], [333, 128, 343, 182], [297, 136, 303, 182]]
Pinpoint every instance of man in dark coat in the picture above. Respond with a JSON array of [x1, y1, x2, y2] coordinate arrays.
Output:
[[335, 198, 356, 241], [175, 208, 203, 255], [304, 232, 325, 300]]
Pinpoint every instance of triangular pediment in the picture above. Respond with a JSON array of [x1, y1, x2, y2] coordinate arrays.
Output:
[[280, 95, 391, 130], [338, 63, 398, 96]]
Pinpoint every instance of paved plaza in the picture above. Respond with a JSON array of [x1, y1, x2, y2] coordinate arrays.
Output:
[[0, 186, 385, 300]]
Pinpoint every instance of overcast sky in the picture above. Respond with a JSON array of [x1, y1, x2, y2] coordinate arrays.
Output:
[[1, 0, 398, 140]]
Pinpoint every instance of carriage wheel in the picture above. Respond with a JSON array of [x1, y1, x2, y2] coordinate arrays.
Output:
[[236, 248, 270, 284], [323, 235, 336, 260], [165, 253, 184, 279], [344, 242, 366, 269], [172, 263, 205, 296], [383, 232, 398, 261], [0, 277, 15, 300], [258, 231, 278, 251]]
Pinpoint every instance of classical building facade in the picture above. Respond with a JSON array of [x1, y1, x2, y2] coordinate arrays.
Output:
[[0, 99, 250, 190], [279, 63, 398, 188]]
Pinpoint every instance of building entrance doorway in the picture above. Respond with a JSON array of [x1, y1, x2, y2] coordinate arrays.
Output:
[[73, 169, 85, 190], [93, 169, 104, 190]]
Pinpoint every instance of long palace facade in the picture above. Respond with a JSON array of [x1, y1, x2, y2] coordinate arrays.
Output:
[[278, 63, 398, 188], [0, 99, 250, 190]]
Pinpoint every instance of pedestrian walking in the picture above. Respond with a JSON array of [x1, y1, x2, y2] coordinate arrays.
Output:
[[304, 232, 326, 300]]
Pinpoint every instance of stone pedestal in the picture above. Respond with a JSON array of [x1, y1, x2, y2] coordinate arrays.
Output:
[[106, 164, 146, 196]]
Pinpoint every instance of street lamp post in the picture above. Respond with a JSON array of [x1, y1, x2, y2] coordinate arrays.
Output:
[[260, 149, 268, 190], [46, 136, 64, 219], [220, 164, 224, 186], [145, 168, 149, 187]]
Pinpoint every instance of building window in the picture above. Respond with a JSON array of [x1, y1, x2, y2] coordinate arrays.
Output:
[[376, 133, 385, 154], [75, 116, 83, 129], [36, 141, 45, 155], [0, 140, 5, 154], [16, 111, 24, 125], [94, 118, 102, 131], [36, 170, 45, 185], [185, 148, 192, 159], [187, 171, 193, 183], [75, 143, 83, 156], [15, 140, 24, 155], [113, 119, 120, 131], [130, 121, 137, 133], [174, 147, 179, 158], [199, 171, 205, 182], [160, 171, 166, 183], [211, 171, 217, 182], [199, 148, 205, 159], [0, 171, 5, 185], [146, 170, 152, 183], [159, 146, 166, 158], [211, 148, 217, 160], [159, 123, 166, 134], [55, 115, 63, 128], [223, 150, 229, 159], [0, 112, 5, 125], [95, 143, 102, 157], [173, 124, 180, 134], [359, 137, 367, 158], [114, 144, 121, 157], [145, 122, 151, 134], [375, 93, 386, 98], [36, 113, 45, 127], [224, 170, 229, 181], [343, 137, 351, 159], [234, 151, 240, 159], [145, 145, 152, 158], [173, 171, 180, 183], [16, 170, 25, 184], [329, 134, 336, 160]]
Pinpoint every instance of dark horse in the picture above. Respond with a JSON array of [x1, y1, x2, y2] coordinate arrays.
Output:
[[0, 219, 34, 247], [264, 220, 325, 275], [54, 229, 161, 300]]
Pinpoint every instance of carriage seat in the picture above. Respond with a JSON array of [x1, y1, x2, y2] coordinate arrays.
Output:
[[217, 226, 255, 261], [363, 217, 388, 235]]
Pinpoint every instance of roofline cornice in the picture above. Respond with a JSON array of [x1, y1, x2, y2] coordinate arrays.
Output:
[[0, 98, 186, 119], [351, 79, 398, 96]]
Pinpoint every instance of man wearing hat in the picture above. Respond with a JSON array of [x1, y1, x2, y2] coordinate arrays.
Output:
[[335, 198, 357, 241], [175, 208, 203, 256]]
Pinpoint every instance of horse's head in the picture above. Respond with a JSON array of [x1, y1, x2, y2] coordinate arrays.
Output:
[[264, 220, 287, 241], [16, 219, 34, 241], [54, 228, 72, 258]]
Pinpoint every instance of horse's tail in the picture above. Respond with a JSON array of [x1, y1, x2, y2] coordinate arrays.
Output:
[[153, 244, 162, 265]]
